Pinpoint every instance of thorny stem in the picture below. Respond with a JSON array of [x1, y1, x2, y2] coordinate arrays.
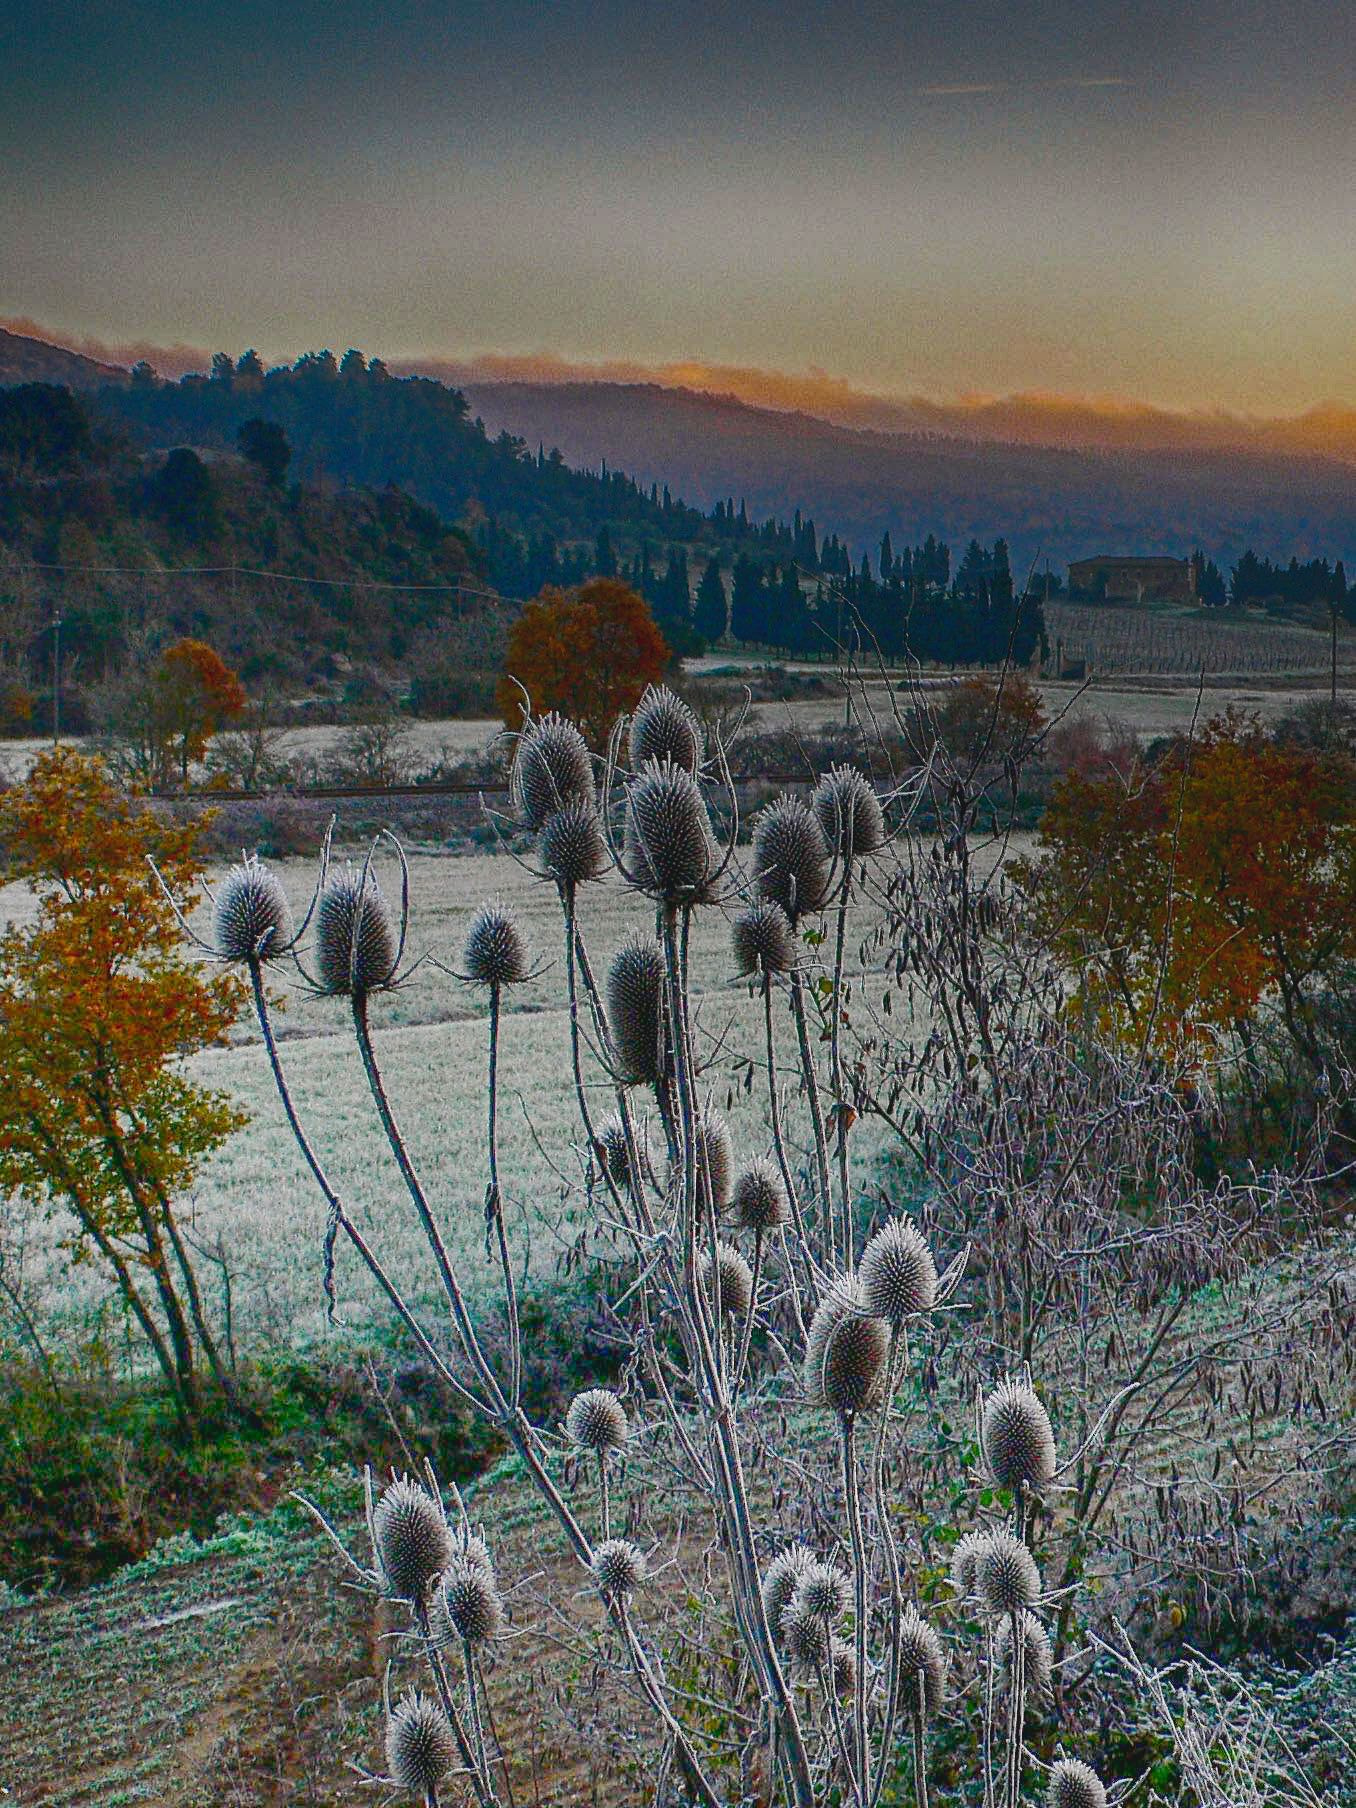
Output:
[[416, 1603, 497, 1807], [830, 851, 855, 1265], [868, 1327, 906, 1808], [1005, 1606, 1026, 1808], [791, 969, 835, 1269], [734, 1227, 763, 1389], [464, 1636, 492, 1798], [763, 973, 813, 1328], [487, 985, 523, 1410], [911, 1701, 930, 1808], [841, 1413, 871, 1807]]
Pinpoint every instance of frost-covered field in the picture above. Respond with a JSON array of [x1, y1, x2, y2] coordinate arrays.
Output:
[[17, 842, 1008, 1358]]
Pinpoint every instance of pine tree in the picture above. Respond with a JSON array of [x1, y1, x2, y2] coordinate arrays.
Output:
[[694, 555, 728, 643]]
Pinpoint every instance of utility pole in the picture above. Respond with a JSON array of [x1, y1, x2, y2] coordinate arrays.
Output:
[[51, 608, 62, 746]]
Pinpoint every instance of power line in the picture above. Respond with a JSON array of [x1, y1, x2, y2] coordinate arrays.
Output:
[[7, 558, 533, 605]]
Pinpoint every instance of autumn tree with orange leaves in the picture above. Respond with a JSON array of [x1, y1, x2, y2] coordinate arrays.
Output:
[[497, 578, 669, 747], [106, 637, 247, 791], [0, 750, 247, 1428], [1013, 714, 1356, 1073]]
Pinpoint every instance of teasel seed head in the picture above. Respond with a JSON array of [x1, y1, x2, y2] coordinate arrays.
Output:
[[212, 856, 292, 962], [699, 1240, 754, 1320], [456, 1529, 496, 1582], [762, 1544, 814, 1631], [793, 1560, 848, 1623], [566, 1387, 628, 1453], [593, 1537, 648, 1598], [314, 865, 400, 997], [781, 1603, 831, 1673], [859, 1218, 938, 1324], [975, 1531, 1042, 1617], [1047, 1758, 1108, 1808], [440, 1555, 505, 1644], [512, 712, 594, 829], [804, 1275, 890, 1416], [693, 1107, 733, 1212], [629, 684, 704, 775], [982, 1377, 1057, 1493], [949, 1530, 988, 1600], [813, 764, 886, 857], [386, 1690, 457, 1797], [897, 1605, 948, 1719], [829, 1637, 857, 1698], [606, 933, 668, 1085], [752, 796, 831, 921], [731, 899, 797, 977], [997, 1609, 1055, 1700], [595, 1113, 639, 1192], [463, 899, 529, 988], [538, 799, 609, 887], [732, 1158, 791, 1234], [624, 758, 718, 902], [372, 1477, 454, 1602]]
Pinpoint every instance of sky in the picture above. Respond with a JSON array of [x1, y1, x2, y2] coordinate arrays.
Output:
[[4, 1, 1355, 414]]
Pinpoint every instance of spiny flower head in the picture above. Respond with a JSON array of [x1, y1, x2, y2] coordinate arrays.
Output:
[[813, 764, 886, 857], [593, 1537, 648, 1597], [975, 1531, 1042, 1617], [997, 1609, 1055, 1699], [386, 1690, 457, 1797], [456, 1529, 495, 1582], [732, 1159, 790, 1234], [752, 796, 831, 921], [829, 1637, 857, 1697], [860, 1218, 938, 1324], [692, 1108, 733, 1212], [463, 899, 529, 988], [566, 1388, 628, 1453], [781, 1603, 830, 1672], [595, 1113, 638, 1192], [762, 1544, 815, 1631], [211, 856, 292, 962], [1047, 1758, 1108, 1808], [373, 1477, 454, 1602], [629, 684, 704, 775], [949, 1530, 988, 1600], [512, 712, 594, 829], [792, 1560, 848, 1623], [897, 1605, 947, 1719], [982, 1377, 1057, 1493], [538, 799, 608, 887], [314, 865, 399, 996], [440, 1555, 505, 1643], [731, 899, 797, 977], [699, 1240, 754, 1320], [804, 1275, 889, 1416], [606, 933, 667, 1085], [624, 758, 718, 902]]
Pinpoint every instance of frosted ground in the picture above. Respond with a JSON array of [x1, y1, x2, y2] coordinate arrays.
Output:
[[12, 840, 1024, 1361]]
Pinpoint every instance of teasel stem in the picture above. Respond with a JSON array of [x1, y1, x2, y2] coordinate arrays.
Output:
[[840, 1413, 871, 1807], [463, 1635, 493, 1799], [733, 1226, 763, 1389], [762, 972, 812, 1333], [982, 1619, 998, 1808], [660, 904, 817, 1808], [415, 1603, 497, 1807], [829, 848, 855, 1265], [1005, 1606, 1027, 1808], [487, 984, 522, 1410], [791, 969, 835, 1269], [911, 1694, 930, 1808], [868, 1326, 906, 1808], [820, 1654, 856, 1787], [246, 959, 486, 1414], [352, 994, 507, 1413], [598, 1450, 611, 1541]]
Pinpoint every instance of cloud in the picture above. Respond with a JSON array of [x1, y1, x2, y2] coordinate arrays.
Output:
[[0, 316, 211, 378], [915, 75, 1132, 96], [917, 82, 1006, 95]]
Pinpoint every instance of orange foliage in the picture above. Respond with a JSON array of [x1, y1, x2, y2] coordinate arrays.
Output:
[[155, 638, 247, 785], [931, 673, 1047, 764], [1014, 715, 1356, 1056], [0, 750, 245, 1419], [497, 579, 669, 748]]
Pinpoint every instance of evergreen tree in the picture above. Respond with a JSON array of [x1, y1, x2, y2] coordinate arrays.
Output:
[[694, 555, 727, 643], [594, 524, 618, 578]]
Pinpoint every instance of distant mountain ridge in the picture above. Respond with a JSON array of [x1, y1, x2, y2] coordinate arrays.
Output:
[[0, 325, 127, 390], [461, 379, 1356, 570]]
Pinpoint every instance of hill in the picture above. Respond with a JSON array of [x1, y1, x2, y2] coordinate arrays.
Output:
[[0, 325, 127, 391], [461, 379, 1356, 573]]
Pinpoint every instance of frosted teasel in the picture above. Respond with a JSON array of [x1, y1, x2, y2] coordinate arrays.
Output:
[[206, 681, 1156, 1808], [627, 682, 705, 775]]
